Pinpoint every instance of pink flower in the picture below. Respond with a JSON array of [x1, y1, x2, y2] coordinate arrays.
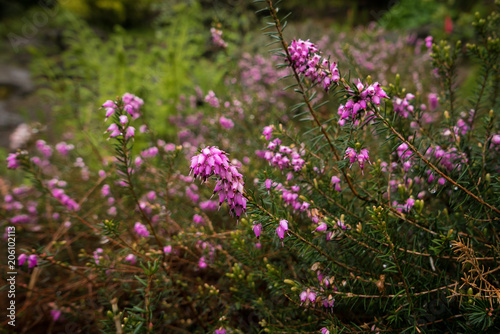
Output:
[[18, 254, 27, 266], [193, 214, 204, 224], [315, 222, 327, 232], [337, 220, 348, 230], [36, 140, 52, 157], [7, 152, 21, 169], [200, 200, 217, 211], [198, 256, 207, 268], [287, 39, 340, 91], [265, 178, 273, 190], [102, 100, 116, 108], [262, 126, 273, 140], [190, 146, 246, 219], [105, 123, 121, 138], [28, 254, 38, 269], [124, 254, 136, 264], [105, 107, 115, 120], [164, 245, 172, 254], [141, 147, 159, 158], [134, 222, 149, 238], [219, 116, 234, 129], [253, 223, 262, 238], [119, 115, 128, 125], [345, 147, 371, 173], [11, 214, 30, 224], [125, 126, 135, 139], [210, 27, 227, 48], [428, 93, 438, 111], [121, 93, 143, 120], [299, 288, 316, 305], [93, 248, 103, 264], [425, 36, 433, 48], [331, 176, 341, 192], [101, 184, 111, 197], [50, 309, 62, 322], [405, 197, 415, 212], [276, 219, 289, 241], [51, 187, 80, 211], [344, 147, 357, 166], [492, 134, 500, 145], [55, 142, 74, 156], [300, 202, 310, 211], [357, 149, 371, 170], [205, 91, 220, 108]]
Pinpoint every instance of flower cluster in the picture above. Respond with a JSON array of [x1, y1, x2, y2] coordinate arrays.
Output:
[[426, 146, 468, 173], [55, 142, 75, 156], [141, 146, 159, 159], [7, 152, 21, 169], [18, 254, 38, 269], [337, 81, 388, 126], [102, 93, 143, 141], [134, 222, 149, 238], [193, 214, 204, 224], [393, 93, 415, 118], [219, 116, 234, 129], [331, 176, 341, 192], [344, 147, 371, 174], [442, 110, 474, 140], [93, 248, 104, 265], [103, 93, 143, 121], [36, 140, 52, 157], [190, 146, 246, 219], [396, 143, 414, 172], [259, 137, 305, 172], [200, 200, 218, 211], [299, 287, 335, 310], [287, 39, 340, 91], [50, 185, 80, 211], [197, 240, 218, 269], [210, 27, 227, 48], [205, 90, 220, 108], [394, 197, 416, 213], [105, 120, 135, 140], [266, 181, 310, 212]]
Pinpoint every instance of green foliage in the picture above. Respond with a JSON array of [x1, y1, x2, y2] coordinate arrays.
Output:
[[379, 0, 442, 30], [28, 3, 231, 159], [60, 0, 160, 28]]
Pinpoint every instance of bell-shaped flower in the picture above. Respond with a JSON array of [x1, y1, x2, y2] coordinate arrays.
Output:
[[28, 254, 38, 269], [253, 223, 262, 238], [18, 253, 27, 266]]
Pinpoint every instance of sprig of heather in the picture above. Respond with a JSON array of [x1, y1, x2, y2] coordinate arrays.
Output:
[[102, 93, 167, 256], [287, 39, 340, 91], [101, 94, 140, 184], [190, 146, 247, 219], [286, 39, 389, 127], [210, 27, 228, 48]]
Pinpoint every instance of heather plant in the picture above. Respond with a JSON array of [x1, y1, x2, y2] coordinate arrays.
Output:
[[3, 0, 500, 333]]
